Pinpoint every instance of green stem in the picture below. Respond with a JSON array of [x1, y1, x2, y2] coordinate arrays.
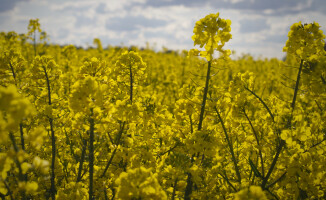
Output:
[[172, 178, 178, 200], [9, 132, 27, 200], [244, 86, 274, 122], [111, 187, 116, 200], [214, 106, 241, 184], [3, 181, 14, 200], [89, 108, 95, 200], [101, 148, 117, 178], [33, 30, 36, 57], [9, 132, 22, 174], [184, 172, 193, 200], [198, 61, 211, 130], [129, 63, 133, 104], [262, 59, 304, 190], [115, 121, 125, 145], [243, 108, 264, 178], [104, 189, 108, 200], [184, 61, 212, 200], [43, 66, 56, 200], [9, 62, 26, 152], [266, 171, 286, 189], [9, 62, 17, 86], [189, 115, 193, 134], [219, 172, 236, 192], [261, 140, 285, 189], [291, 59, 304, 110], [76, 139, 87, 182], [19, 123, 25, 151]]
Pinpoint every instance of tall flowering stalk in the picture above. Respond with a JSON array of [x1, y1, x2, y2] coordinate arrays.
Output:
[[30, 56, 58, 200], [189, 12, 232, 130], [261, 22, 326, 192], [69, 76, 100, 200], [115, 51, 147, 104], [27, 19, 41, 57], [283, 22, 325, 111], [186, 12, 232, 200], [69, 57, 109, 199]]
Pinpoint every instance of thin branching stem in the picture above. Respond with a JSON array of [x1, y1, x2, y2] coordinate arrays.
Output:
[[19, 123, 25, 151], [291, 59, 304, 110], [189, 115, 193, 134], [172, 178, 178, 200], [77, 139, 87, 182], [43, 66, 56, 200], [9, 132, 27, 200], [129, 63, 133, 104], [243, 108, 264, 178], [101, 121, 126, 178], [244, 86, 274, 122], [198, 61, 211, 130], [9, 62, 26, 153], [262, 59, 304, 190], [89, 108, 95, 200], [304, 138, 326, 153], [104, 189, 108, 200], [184, 60, 212, 200], [101, 148, 117, 178], [266, 171, 287, 189], [115, 121, 125, 146], [3, 181, 14, 200], [9, 62, 17, 85], [314, 100, 322, 112], [33, 30, 37, 57], [266, 188, 280, 200], [219, 172, 237, 192], [184, 171, 193, 200], [262, 138, 285, 189], [111, 187, 116, 200], [214, 106, 241, 184]]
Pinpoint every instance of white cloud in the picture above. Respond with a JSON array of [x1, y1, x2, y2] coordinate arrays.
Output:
[[224, 0, 246, 4], [0, 0, 325, 59]]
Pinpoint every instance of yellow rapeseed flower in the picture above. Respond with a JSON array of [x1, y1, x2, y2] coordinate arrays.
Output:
[[189, 12, 232, 61], [115, 167, 167, 200], [283, 21, 325, 61]]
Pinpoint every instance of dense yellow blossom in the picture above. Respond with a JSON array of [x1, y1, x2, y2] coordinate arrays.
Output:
[[27, 19, 41, 37], [115, 167, 167, 200], [0, 15, 325, 200], [234, 186, 268, 200], [0, 85, 34, 137], [283, 21, 325, 61], [190, 12, 232, 61]]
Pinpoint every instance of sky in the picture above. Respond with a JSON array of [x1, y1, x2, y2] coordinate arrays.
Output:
[[1, 0, 326, 59]]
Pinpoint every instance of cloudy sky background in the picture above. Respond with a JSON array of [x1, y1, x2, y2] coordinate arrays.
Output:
[[1, 0, 326, 59]]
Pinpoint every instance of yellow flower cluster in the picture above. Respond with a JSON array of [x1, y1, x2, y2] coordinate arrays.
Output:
[[189, 12, 232, 61], [283, 22, 325, 61], [93, 38, 103, 52], [115, 51, 147, 84], [0, 85, 34, 137], [115, 167, 167, 200], [30, 55, 57, 78], [79, 57, 107, 77], [27, 19, 41, 37], [0, 85, 49, 198], [234, 186, 268, 200], [56, 182, 88, 200], [69, 76, 103, 113]]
